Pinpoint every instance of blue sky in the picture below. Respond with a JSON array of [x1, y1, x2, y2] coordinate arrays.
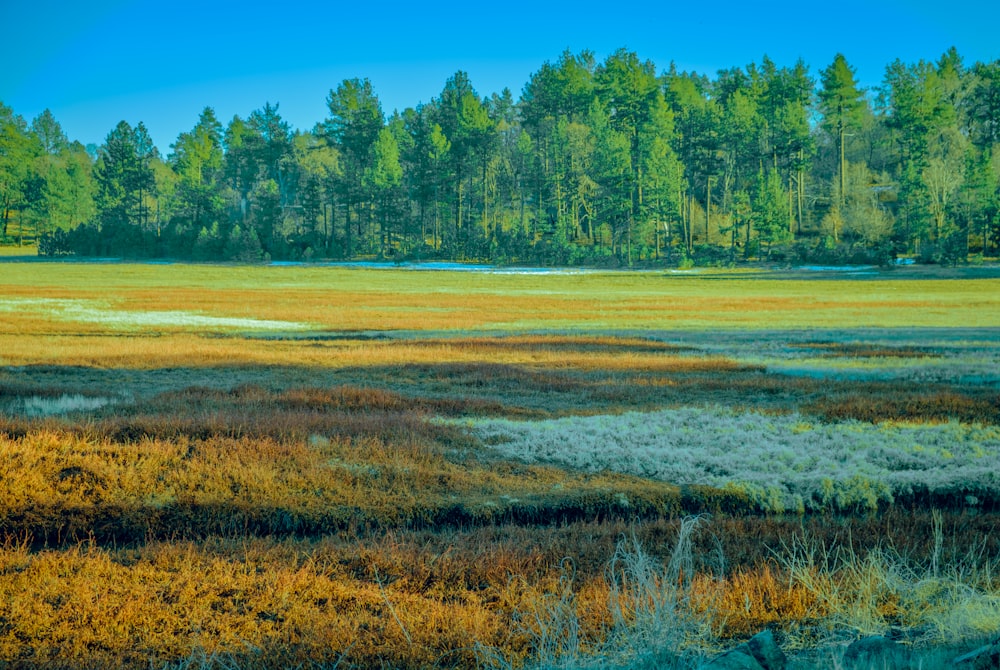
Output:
[[2, 0, 998, 153]]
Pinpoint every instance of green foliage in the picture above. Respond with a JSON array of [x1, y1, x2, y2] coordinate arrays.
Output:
[[751, 168, 791, 255], [223, 224, 263, 262], [0, 103, 41, 241], [4, 48, 999, 264], [819, 54, 866, 142], [93, 120, 158, 255]]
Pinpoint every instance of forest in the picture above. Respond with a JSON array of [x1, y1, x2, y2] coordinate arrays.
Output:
[[2, 47, 999, 266]]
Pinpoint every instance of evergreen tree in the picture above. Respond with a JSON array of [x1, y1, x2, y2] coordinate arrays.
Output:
[[370, 123, 404, 255], [4, 46, 1000, 266], [432, 72, 496, 253], [247, 103, 294, 254], [30, 109, 68, 155], [819, 54, 866, 207], [0, 103, 39, 240], [964, 61, 1000, 149], [595, 49, 663, 263], [882, 55, 965, 256], [294, 130, 339, 256], [752, 167, 791, 257], [169, 107, 226, 249], [93, 120, 157, 254], [222, 115, 260, 223], [24, 110, 96, 241], [322, 78, 384, 256]]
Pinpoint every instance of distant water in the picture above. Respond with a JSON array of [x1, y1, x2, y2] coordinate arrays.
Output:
[[276, 260, 602, 274]]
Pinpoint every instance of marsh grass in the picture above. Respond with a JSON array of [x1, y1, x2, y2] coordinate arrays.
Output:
[[0, 387, 692, 545], [2, 262, 1000, 668], [805, 388, 1000, 425], [458, 405, 1000, 512], [790, 342, 945, 359], [6, 332, 994, 427], [1, 513, 998, 667], [3, 262, 1000, 334], [776, 523, 1000, 648], [475, 514, 1000, 670]]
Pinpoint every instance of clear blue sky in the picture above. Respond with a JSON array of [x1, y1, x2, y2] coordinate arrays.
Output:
[[3, 0, 998, 153]]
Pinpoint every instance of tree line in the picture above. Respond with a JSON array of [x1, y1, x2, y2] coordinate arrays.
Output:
[[2, 47, 999, 266]]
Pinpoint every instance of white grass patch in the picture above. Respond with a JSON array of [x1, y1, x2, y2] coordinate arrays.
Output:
[[449, 408, 1000, 512], [13, 394, 117, 417], [0, 298, 313, 331]]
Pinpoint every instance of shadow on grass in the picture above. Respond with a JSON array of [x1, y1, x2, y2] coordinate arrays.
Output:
[[3, 485, 778, 548], [2, 355, 999, 549], [5, 355, 998, 424]]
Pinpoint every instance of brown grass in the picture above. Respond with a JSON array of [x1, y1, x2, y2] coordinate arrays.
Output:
[[791, 342, 944, 359], [806, 388, 1000, 425], [0, 332, 750, 373], [0, 387, 691, 545], [4, 264, 1000, 335], [3, 332, 995, 427], [2, 512, 997, 668], [2, 265, 999, 667]]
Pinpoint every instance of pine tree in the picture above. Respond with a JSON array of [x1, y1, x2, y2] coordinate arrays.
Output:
[[819, 55, 866, 207]]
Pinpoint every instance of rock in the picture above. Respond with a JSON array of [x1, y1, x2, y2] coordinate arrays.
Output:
[[842, 635, 911, 670], [952, 637, 1000, 669], [701, 630, 786, 670], [743, 630, 786, 670], [701, 649, 765, 670]]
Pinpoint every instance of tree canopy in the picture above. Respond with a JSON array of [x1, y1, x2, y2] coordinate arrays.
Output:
[[3, 46, 998, 266]]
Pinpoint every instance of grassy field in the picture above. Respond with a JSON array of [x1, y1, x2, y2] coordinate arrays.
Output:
[[0, 246, 36, 257], [1, 261, 999, 668]]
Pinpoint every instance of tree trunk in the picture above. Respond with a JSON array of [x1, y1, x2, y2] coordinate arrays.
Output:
[[745, 213, 752, 260], [788, 180, 795, 236], [839, 122, 847, 207], [345, 200, 353, 258], [482, 156, 489, 240], [705, 178, 712, 245], [456, 179, 463, 243], [797, 159, 805, 236]]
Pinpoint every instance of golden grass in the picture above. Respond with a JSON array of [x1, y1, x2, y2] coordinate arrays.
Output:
[[0, 535, 536, 668], [691, 565, 818, 638], [0, 332, 756, 374], [2, 262, 999, 667], [2, 332, 995, 432], [1, 510, 998, 667], [2, 262, 999, 333], [791, 342, 943, 359], [806, 388, 1000, 425], [0, 398, 688, 544], [0, 245, 35, 256]]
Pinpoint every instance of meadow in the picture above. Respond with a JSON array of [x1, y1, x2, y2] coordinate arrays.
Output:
[[1, 261, 999, 669]]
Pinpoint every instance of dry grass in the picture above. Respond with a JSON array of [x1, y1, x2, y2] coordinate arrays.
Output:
[[0, 332, 745, 372], [0, 385, 692, 545], [775, 523, 1000, 648], [806, 388, 1000, 425], [0, 534, 544, 668], [5, 332, 995, 427], [0, 244, 35, 256], [1, 262, 999, 668], [3, 263, 1000, 335], [1, 511, 998, 667], [791, 342, 944, 359]]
